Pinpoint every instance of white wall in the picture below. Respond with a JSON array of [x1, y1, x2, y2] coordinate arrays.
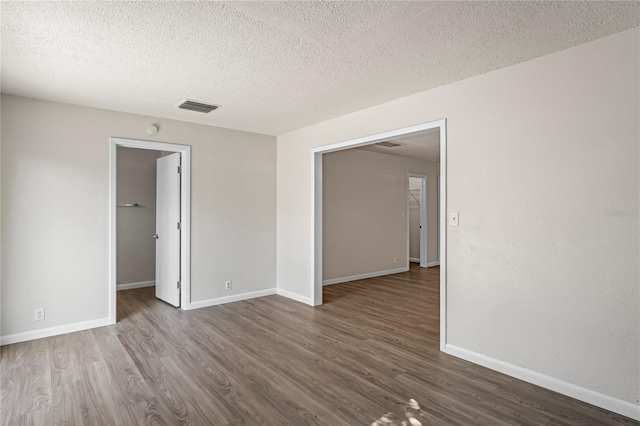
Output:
[[1, 95, 276, 337], [116, 147, 160, 285], [277, 28, 639, 412], [322, 149, 437, 279]]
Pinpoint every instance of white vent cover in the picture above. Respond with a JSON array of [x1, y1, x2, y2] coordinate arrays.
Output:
[[177, 99, 220, 113], [375, 141, 403, 148]]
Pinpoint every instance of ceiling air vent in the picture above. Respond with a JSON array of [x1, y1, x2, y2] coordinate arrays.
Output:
[[177, 99, 220, 113], [375, 141, 403, 148]]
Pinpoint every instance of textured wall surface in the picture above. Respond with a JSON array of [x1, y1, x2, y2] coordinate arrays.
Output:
[[323, 149, 438, 279], [2, 2, 639, 134], [1, 95, 276, 337], [277, 29, 639, 405], [116, 147, 161, 285]]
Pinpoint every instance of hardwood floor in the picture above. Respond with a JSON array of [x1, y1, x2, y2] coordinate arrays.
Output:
[[1, 264, 638, 425]]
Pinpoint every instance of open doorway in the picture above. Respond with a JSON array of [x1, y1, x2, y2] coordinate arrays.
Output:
[[115, 147, 162, 294], [311, 119, 447, 350], [408, 174, 428, 268], [109, 138, 192, 324], [407, 172, 441, 269]]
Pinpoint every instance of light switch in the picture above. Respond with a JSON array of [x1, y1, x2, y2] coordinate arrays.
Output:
[[449, 212, 459, 227]]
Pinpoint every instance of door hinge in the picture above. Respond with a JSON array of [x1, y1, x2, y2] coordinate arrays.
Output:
[[177, 222, 181, 230], [177, 166, 181, 174], [177, 281, 181, 289]]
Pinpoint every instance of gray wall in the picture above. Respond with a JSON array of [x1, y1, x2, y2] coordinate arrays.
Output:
[[116, 147, 161, 285], [1, 95, 277, 337], [322, 149, 438, 280], [277, 29, 639, 406]]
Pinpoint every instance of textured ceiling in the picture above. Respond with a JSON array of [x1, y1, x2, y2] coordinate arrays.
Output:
[[357, 130, 440, 162], [2, 2, 639, 136]]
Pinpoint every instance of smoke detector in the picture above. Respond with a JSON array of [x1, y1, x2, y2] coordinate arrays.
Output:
[[177, 99, 220, 113], [375, 141, 403, 148]]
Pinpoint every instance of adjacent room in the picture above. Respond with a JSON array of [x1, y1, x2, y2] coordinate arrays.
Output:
[[1, 2, 639, 425], [117, 145, 186, 312], [321, 129, 441, 296], [117, 147, 162, 296]]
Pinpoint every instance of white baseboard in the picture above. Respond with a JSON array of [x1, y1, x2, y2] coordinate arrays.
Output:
[[189, 288, 276, 310], [0, 317, 112, 346], [322, 266, 409, 286], [409, 257, 420, 263], [276, 288, 314, 306], [445, 344, 640, 421], [426, 261, 440, 267], [117, 280, 155, 291]]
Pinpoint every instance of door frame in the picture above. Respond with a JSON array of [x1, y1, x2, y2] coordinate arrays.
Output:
[[407, 173, 428, 268], [311, 119, 447, 351], [109, 137, 192, 324]]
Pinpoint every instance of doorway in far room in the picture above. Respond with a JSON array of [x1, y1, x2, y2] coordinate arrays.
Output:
[[408, 175, 427, 267], [116, 147, 181, 307]]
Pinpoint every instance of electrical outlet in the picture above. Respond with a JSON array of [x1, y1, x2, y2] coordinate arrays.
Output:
[[225, 281, 232, 290], [393, 257, 397, 264], [35, 308, 45, 321], [449, 212, 459, 227]]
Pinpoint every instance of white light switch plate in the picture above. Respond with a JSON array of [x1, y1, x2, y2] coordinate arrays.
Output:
[[449, 212, 459, 227]]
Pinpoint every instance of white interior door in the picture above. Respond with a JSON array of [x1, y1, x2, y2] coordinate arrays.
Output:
[[155, 153, 181, 307]]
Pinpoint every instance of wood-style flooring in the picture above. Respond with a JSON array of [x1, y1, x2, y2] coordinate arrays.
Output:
[[1, 264, 638, 425]]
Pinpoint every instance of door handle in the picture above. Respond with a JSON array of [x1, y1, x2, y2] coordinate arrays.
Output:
[[153, 234, 159, 240]]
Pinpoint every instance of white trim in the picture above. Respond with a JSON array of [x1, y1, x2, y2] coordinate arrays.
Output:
[[310, 151, 323, 306], [420, 176, 428, 267], [117, 281, 155, 291], [189, 288, 276, 310], [109, 137, 192, 323], [311, 119, 447, 351], [427, 261, 440, 267], [109, 140, 117, 323], [276, 288, 314, 306], [323, 267, 409, 286], [409, 257, 420, 263], [311, 122, 445, 155], [0, 317, 111, 346], [445, 344, 640, 421], [439, 122, 447, 352]]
